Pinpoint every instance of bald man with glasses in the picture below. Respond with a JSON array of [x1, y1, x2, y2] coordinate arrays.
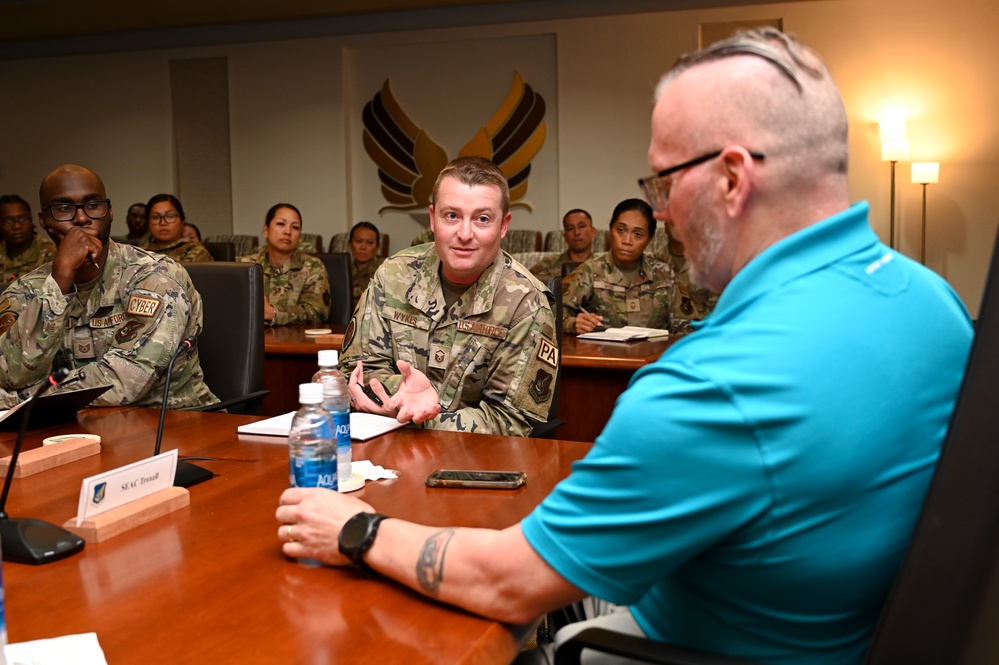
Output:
[[0, 164, 218, 409]]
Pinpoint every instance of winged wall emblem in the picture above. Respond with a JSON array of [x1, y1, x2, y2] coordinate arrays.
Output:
[[362, 72, 547, 216]]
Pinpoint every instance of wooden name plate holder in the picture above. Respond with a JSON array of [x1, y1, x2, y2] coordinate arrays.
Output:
[[0, 437, 101, 478], [63, 486, 190, 543]]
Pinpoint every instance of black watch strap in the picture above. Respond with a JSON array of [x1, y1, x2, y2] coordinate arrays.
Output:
[[338, 512, 390, 572]]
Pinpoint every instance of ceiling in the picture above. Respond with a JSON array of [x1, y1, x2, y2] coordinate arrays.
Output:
[[0, 0, 792, 58]]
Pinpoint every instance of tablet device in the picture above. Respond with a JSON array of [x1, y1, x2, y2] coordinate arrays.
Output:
[[0, 384, 113, 432]]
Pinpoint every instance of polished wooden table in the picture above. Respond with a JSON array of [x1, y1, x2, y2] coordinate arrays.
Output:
[[555, 334, 676, 443], [263, 325, 675, 441], [263, 324, 346, 415], [1, 408, 590, 664]]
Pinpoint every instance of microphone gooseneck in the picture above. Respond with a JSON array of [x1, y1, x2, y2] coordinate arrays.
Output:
[[0, 366, 86, 564], [0, 366, 71, 519], [154, 337, 196, 457], [153, 336, 213, 488]]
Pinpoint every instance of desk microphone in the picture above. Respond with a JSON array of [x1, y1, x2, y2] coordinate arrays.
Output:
[[155, 337, 214, 488], [0, 366, 86, 564]]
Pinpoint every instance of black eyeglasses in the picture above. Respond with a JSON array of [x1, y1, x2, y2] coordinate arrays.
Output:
[[149, 212, 181, 225], [43, 199, 111, 222], [0, 216, 32, 229], [638, 150, 765, 212]]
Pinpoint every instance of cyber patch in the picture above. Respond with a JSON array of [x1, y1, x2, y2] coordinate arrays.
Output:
[[126, 295, 162, 317]]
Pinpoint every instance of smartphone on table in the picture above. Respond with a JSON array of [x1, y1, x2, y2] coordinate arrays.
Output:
[[425, 469, 526, 489]]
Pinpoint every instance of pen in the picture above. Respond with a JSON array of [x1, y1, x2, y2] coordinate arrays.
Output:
[[86, 253, 100, 270], [361, 383, 384, 407]]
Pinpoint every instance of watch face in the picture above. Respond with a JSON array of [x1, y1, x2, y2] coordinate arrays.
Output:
[[341, 513, 372, 549]]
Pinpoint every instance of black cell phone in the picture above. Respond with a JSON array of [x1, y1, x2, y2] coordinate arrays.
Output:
[[361, 383, 384, 406], [425, 469, 526, 489]]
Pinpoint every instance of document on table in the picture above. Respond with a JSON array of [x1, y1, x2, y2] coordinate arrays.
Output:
[[236, 411, 406, 441], [577, 326, 670, 342]]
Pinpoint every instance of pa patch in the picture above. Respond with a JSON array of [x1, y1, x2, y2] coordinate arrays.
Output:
[[528, 368, 554, 404]]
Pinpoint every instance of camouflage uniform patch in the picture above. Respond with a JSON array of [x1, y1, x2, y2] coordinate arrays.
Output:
[[340, 244, 557, 436], [529, 250, 578, 284], [0, 241, 219, 409], [240, 247, 331, 326]]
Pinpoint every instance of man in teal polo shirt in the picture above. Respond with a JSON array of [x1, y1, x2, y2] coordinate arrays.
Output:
[[275, 29, 972, 665]]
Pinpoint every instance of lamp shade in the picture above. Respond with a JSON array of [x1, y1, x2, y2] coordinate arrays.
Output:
[[882, 140, 910, 162], [879, 116, 907, 142], [911, 162, 940, 184]]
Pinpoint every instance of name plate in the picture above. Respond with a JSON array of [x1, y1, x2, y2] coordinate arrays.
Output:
[[75, 450, 178, 526]]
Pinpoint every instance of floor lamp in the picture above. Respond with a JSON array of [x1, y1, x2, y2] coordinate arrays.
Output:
[[880, 116, 908, 250], [911, 162, 939, 265]]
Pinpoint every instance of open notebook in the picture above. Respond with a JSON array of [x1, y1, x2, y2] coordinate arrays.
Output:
[[237, 411, 406, 441], [577, 326, 670, 342]]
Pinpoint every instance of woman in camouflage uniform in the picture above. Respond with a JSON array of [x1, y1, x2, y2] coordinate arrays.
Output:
[[348, 221, 385, 309], [139, 194, 213, 263], [240, 203, 330, 326]]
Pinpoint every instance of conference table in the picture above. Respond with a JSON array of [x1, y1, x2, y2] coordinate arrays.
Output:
[[263, 324, 346, 416], [264, 324, 676, 442], [0, 407, 591, 663]]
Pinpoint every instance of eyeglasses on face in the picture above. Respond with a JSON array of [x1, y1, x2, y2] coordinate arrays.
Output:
[[638, 149, 765, 212], [149, 212, 181, 225], [44, 199, 111, 222], [0, 216, 32, 229]]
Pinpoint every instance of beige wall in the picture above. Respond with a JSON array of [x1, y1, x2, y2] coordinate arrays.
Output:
[[1, 0, 996, 314]]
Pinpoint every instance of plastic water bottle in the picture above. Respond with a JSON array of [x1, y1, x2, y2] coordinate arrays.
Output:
[[312, 349, 352, 486], [288, 383, 336, 491]]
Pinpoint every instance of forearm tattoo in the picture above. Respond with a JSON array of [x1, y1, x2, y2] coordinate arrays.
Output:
[[416, 528, 456, 596]]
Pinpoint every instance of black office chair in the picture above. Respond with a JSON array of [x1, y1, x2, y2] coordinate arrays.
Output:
[[183, 262, 269, 415], [556, 232, 999, 665], [529, 276, 565, 439], [314, 253, 354, 324], [203, 241, 235, 262], [561, 261, 581, 278]]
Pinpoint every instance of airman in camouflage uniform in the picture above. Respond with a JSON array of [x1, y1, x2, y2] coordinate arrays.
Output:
[[0, 241, 218, 408], [341, 243, 558, 436], [0, 234, 56, 287], [530, 250, 575, 283], [563, 251, 691, 334], [0, 164, 218, 409], [139, 237, 214, 263], [351, 256, 384, 310], [240, 246, 331, 325], [653, 234, 718, 326]]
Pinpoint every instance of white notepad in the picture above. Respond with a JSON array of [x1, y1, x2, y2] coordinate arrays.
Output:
[[577, 326, 670, 342], [237, 411, 406, 441]]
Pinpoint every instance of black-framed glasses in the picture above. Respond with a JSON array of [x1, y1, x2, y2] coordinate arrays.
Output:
[[638, 150, 765, 212], [43, 199, 111, 222], [148, 212, 180, 225], [0, 216, 32, 229]]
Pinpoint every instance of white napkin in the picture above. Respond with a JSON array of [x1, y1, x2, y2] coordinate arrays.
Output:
[[351, 460, 398, 480]]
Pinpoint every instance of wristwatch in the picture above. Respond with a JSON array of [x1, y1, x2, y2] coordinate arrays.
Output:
[[338, 512, 390, 572]]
